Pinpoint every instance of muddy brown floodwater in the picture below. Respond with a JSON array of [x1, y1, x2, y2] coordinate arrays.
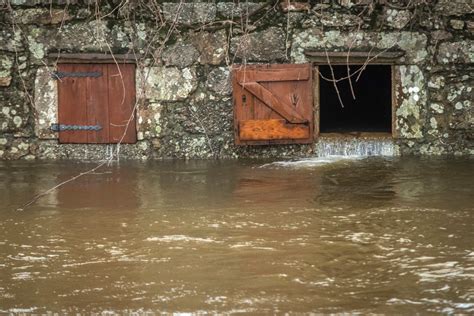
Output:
[[0, 157, 473, 314]]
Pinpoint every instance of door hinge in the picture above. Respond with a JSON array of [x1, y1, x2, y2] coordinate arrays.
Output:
[[51, 71, 102, 80], [51, 124, 102, 132]]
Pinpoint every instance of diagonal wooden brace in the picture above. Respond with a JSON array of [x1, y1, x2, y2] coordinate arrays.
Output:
[[238, 81, 307, 124]]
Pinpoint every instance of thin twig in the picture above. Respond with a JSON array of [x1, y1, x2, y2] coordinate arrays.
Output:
[[17, 160, 109, 211], [325, 50, 345, 108]]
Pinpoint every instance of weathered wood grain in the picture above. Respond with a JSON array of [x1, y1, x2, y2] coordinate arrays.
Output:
[[239, 119, 310, 141]]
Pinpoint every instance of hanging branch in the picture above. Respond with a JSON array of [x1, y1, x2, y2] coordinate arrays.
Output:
[[325, 50, 345, 108]]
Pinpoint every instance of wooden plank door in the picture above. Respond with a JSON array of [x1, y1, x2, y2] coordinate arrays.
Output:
[[232, 64, 314, 145], [107, 64, 137, 144], [57, 63, 137, 144], [57, 64, 89, 143], [86, 64, 109, 143]]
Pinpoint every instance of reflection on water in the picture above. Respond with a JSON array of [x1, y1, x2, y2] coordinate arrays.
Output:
[[0, 157, 473, 314]]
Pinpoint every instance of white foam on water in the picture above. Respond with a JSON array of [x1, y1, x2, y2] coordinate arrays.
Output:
[[9, 308, 38, 313], [7, 255, 49, 262], [387, 298, 424, 305], [232, 245, 276, 251], [260, 155, 364, 169], [417, 266, 468, 282], [146, 235, 222, 243], [259, 138, 395, 169], [293, 277, 335, 287], [62, 260, 110, 267], [205, 296, 227, 304], [345, 232, 375, 244], [12, 272, 34, 280]]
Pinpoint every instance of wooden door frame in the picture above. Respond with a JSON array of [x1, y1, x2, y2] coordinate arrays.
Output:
[[312, 63, 395, 140]]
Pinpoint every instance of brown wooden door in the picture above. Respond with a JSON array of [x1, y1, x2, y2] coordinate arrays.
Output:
[[57, 64, 93, 144], [232, 64, 314, 145], [107, 64, 137, 144], [57, 63, 136, 144]]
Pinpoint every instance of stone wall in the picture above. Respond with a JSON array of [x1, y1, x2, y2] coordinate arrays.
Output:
[[0, 0, 472, 160]]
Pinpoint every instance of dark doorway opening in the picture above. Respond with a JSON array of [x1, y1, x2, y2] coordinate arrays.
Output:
[[319, 65, 392, 133]]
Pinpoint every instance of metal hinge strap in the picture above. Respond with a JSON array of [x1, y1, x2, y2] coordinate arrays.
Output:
[[51, 124, 102, 132], [51, 71, 102, 80]]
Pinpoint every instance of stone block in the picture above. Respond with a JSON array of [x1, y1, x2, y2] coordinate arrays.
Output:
[[162, 2, 216, 25], [449, 106, 473, 130], [394, 65, 426, 139], [309, 11, 363, 28], [192, 30, 227, 65], [437, 41, 474, 64], [137, 67, 197, 102], [418, 12, 444, 30], [291, 30, 428, 64], [231, 27, 287, 62], [446, 83, 473, 106], [216, 2, 261, 18], [435, 0, 473, 16], [13, 8, 73, 24], [0, 91, 30, 135], [25, 21, 133, 63], [0, 28, 23, 52], [0, 77, 11, 87], [467, 21, 474, 33], [0, 55, 14, 87], [385, 9, 412, 30], [450, 19, 465, 30], [162, 41, 199, 68], [34, 67, 58, 139], [0, 137, 32, 160], [136, 102, 163, 139], [280, 1, 311, 12], [430, 30, 453, 44], [206, 67, 231, 95]]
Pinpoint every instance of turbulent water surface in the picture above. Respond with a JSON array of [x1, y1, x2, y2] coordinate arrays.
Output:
[[0, 157, 473, 314]]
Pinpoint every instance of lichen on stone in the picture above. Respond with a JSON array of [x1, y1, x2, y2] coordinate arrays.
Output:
[[384, 9, 412, 30], [395, 65, 426, 139], [34, 67, 58, 139], [231, 27, 287, 62], [137, 67, 197, 102], [0, 55, 14, 87], [291, 30, 428, 64], [162, 2, 216, 25], [437, 41, 474, 64]]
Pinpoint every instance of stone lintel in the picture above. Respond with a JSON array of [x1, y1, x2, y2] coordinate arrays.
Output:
[[304, 50, 406, 64], [47, 53, 143, 64]]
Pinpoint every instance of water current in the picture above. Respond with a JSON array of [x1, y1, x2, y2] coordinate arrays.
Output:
[[0, 157, 473, 314]]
